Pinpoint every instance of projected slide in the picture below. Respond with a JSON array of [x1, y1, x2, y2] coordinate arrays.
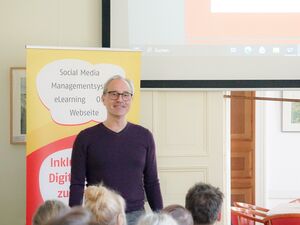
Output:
[[186, 0, 300, 44], [128, 0, 300, 56]]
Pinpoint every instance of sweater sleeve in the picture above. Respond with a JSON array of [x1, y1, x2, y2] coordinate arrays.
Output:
[[143, 130, 163, 211], [69, 132, 87, 207]]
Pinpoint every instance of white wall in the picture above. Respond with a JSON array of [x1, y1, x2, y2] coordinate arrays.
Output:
[[262, 91, 300, 208], [0, 1, 101, 224]]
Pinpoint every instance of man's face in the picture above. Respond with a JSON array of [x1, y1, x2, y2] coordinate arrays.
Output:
[[102, 79, 133, 119]]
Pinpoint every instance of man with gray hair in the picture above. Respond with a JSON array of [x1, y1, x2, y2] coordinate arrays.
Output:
[[185, 182, 224, 225], [69, 75, 163, 225]]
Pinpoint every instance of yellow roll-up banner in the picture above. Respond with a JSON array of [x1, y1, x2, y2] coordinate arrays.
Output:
[[26, 46, 141, 225]]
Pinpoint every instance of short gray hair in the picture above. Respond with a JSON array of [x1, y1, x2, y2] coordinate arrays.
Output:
[[32, 199, 69, 225], [162, 205, 193, 225], [136, 212, 178, 225], [45, 207, 97, 225], [185, 182, 223, 225], [103, 75, 134, 95]]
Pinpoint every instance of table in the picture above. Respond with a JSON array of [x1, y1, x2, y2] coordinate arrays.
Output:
[[267, 202, 300, 215]]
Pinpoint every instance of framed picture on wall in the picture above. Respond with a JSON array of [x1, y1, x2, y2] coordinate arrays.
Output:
[[282, 91, 300, 132], [10, 67, 26, 144]]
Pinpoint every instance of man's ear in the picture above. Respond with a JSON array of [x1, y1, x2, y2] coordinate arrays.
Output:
[[217, 211, 222, 221]]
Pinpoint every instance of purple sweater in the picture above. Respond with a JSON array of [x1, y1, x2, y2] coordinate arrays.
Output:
[[69, 122, 163, 212]]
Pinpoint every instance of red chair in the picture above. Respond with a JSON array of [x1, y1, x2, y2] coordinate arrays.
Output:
[[234, 202, 269, 213], [231, 206, 266, 225], [264, 213, 300, 225]]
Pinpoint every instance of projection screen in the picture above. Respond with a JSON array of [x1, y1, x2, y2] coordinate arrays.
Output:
[[110, 0, 300, 85]]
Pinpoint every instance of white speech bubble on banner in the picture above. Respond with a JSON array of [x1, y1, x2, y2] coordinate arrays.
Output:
[[36, 59, 125, 125]]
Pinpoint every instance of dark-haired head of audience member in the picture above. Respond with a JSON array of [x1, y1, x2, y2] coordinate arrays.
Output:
[[45, 206, 98, 225], [162, 204, 193, 225], [32, 199, 69, 225], [84, 184, 126, 225], [185, 182, 224, 225]]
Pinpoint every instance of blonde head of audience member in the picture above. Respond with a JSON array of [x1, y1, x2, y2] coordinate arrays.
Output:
[[84, 184, 127, 225], [162, 204, 193, 225], [136, 212, 178, 225], [45, 206, 97, 225], [32, 199, 69, 225]]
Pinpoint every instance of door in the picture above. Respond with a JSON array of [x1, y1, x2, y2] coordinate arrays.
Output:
[[231, 91, 256, 204], [140, 90, 228, 224]]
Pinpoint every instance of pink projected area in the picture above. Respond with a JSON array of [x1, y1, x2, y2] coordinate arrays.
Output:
[[185, 0, 300, 44]]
